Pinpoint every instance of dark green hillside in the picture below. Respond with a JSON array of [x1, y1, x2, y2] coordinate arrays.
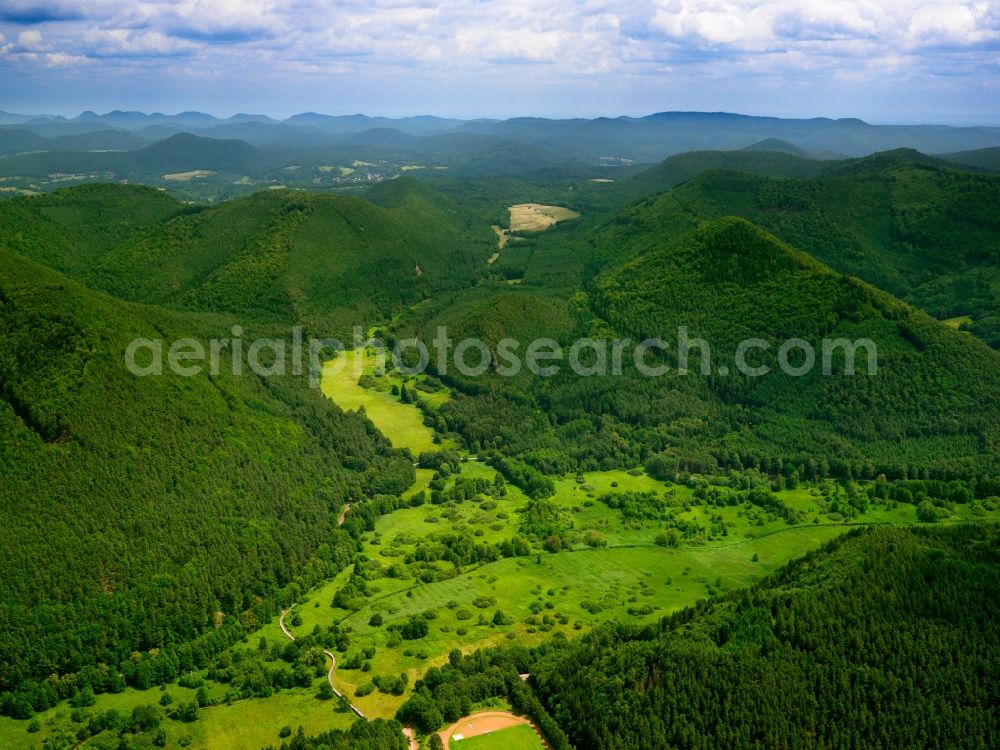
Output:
[[617, 150, 829, 207], [632, 160, 1000, 347], [0, 184, 181, 274], [397, 214, 1000, 481], [401, 286, 580, 398], [531, 524, 1000, 749], [942, 145, 1000, 171], [593, 217, 1000, 470], [1, 180, 492, 334], [741, 137, 822, 158], [128, 132, 260, 174], [0, 247, 414, 706]]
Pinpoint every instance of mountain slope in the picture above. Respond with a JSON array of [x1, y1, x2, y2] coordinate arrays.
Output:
[[621, 158, 1000, 347], [942, 146, 1000, 172], [0, 180, 493, 333], [0, 133, 266, 180], [0, 245, 415, 702], [400, 212, 1000, 481], [594, 217, 1000, 460], [128, 132, 259, 173], [628, 149, 829, 198], [741, 137, 813, 157], [532, 524, 1000, 749]]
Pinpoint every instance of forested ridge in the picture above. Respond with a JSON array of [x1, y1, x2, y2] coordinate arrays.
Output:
[[391, 211, 1000, 486], [0, 246, 415, 713], [616, 157, 1000, 347], [0, 179, 491, 336], [529, 524, 1000, 749]]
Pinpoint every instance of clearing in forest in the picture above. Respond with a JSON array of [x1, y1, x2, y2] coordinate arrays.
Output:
[[943, 315, 973, 329], [492, 225, 509, 249], [320, 348, 442, 456], [163, 170, 215, 181], [508, 204, 580, 232], [441, 712, 547, 750]]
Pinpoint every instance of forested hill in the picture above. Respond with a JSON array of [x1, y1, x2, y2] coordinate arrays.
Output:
[[0, 179, 491, 335], [530, 523, 1000, 749], [407, 215, 1000, 481], [616, 157, 1000, 347], [0, 245, 416, 703]]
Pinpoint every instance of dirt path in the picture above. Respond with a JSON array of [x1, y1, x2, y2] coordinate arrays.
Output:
[[278, 608, 365, 719], [438, 711, 551, 750], [278, 608, 295, 641], [337, 502, 351, 526]]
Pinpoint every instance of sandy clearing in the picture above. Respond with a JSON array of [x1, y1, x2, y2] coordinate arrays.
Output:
[[439, 711, 551, 750], [163, 170, 215, 181], [492, 225, 509, 249], [508, 204, 580, 232]]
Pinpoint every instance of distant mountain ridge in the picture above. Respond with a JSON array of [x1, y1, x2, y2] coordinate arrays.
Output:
[[3, 110, 999, 162]]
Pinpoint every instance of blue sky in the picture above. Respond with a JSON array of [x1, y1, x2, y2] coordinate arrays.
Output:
[[1, 0, 999, 124]]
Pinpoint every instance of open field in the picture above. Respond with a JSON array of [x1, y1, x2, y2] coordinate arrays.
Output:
[[508, 204, 580, 232], [452, 724, 545, 750], [441, 713, 546, 750], [943, 314, 973, 329], [321, 348, 450, 455], [162, 170, 216, 181], [306, 358, 1000, 718], [0, 678, 355, 750]]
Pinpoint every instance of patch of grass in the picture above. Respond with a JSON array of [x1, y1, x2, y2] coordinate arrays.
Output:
[[2, 670, 357, 750], [942, 314, 973, 329], [184, 689, 356, 749], [453, 723, 545, 749], [329, 524, 854, 718], [321, 348, 446, 455], [508, 204, 580, 232]]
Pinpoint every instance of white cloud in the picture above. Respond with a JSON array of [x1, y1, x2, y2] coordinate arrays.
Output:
[[16, 28, 43, 49], [1, 0, 998, 117]]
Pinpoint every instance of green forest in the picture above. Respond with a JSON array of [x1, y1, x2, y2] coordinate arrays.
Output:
[[1, 141, 999, 749]]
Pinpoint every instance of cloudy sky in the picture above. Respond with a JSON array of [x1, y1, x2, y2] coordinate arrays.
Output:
[[1, 0, 999, 123]]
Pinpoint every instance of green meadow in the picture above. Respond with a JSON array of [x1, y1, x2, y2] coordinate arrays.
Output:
[[0, 680, 355, 750], [321, 348, 450, 455], [452, 724, 546, 750], [10, 342, 998, 748]]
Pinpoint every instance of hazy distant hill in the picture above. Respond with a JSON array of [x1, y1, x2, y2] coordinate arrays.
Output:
[[0, 132, 267, 179], [0, 128, 49, 155], [453, 111, 1000, 161], [941, 146, 1000, 172], [5, 110, 1000, 166]]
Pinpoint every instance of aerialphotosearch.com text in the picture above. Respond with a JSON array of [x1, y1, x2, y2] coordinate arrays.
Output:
[[124, 326, 878, 385]]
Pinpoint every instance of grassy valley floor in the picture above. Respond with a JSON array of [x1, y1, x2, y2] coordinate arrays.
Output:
[[8, 346, 998, 749]]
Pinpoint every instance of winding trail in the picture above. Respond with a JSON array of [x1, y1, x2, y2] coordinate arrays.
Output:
[[277, 500, 418, 748], [278, 608, 365, 719]]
